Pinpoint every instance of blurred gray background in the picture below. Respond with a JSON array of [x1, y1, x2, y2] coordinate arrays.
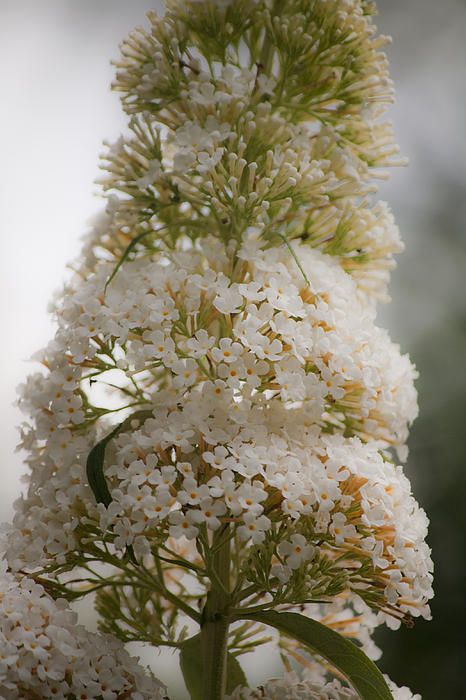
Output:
[[0, 1, 464, 697]]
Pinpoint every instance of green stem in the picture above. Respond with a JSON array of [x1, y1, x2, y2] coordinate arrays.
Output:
[[141, 565, 201, 624], [201, 528, 231, 700]]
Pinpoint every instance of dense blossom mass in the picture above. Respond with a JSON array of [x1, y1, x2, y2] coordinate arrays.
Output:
[[227, 671, 421, 700], [2, 0, 431, 698], [0, 560, 166, 700], [8, 239, 431, 624]]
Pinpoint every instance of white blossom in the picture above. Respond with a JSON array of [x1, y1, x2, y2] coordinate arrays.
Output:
[[227, 670, 421, 699], [278, 534, 315, 570], [5, 0, 433, 691], [0, 562, 166, 700]]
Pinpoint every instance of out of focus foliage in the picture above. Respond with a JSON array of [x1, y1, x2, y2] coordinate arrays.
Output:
[[375, 4, 466, 695]]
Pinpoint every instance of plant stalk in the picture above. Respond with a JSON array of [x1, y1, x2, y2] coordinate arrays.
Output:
[[201, 527, 231, 700]]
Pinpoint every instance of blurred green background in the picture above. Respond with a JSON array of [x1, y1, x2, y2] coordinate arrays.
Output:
[[0, 1, 464, 697], [375, 1, 466, 694]]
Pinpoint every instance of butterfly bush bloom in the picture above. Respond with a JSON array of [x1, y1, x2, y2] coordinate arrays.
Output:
[[0, 560, 167, 699], [3, 0, 431, 697], [7, 238, 430, 624], [227, 671, 421, 700]]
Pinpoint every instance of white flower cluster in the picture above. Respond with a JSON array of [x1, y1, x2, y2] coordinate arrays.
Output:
[[104, 413, 432, 619], [0, 561, 166, 700], [8, 237, 432, 621], [227, 671, 421, 700], [5, 0, 432, 694]]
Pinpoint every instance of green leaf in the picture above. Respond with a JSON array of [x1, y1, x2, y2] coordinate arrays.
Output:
[[86, 422, 123, 507], [241, 611, 393, 700], [86, 410, 152, 564], [180, 634, 247, 699], [86, 410, 152, 507]]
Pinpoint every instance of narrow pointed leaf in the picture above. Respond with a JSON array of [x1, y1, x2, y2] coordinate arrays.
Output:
[[86, 410, 153, 507], [86, 422, 123, 507], [241, 610, 393, 700], [180, 634, 247, 700]]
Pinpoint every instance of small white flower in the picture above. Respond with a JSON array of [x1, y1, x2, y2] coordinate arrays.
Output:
[[168, 510, 198, 540], [250, 335, 283, 362], [54, 394, 85, 425], [213, 279, 243, 314], [203, 446, 237, 471], [237, 281, 265, 303], [316, 478, 341, 511], [135, 158, 162, 189], [211, 338, 244, 364], [218, 359, 245, 387], [278, 534, 315, 569], [264, 276, 304, 316], [237, 512, 271, 544], [143, 329, 176, 361], [330, 512, 357, 545], [113, 517, 135, 549], [236, 481, 267, 516], [242, 352, 269, 388], [172, 358, 199, 387], [178, 476, 211, 505], [186, 329, 216, 357], [187, 498, 226, 530], [148, 464, 177, 488]]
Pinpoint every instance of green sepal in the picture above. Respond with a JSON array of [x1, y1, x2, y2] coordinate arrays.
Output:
[[180, 633, 247, 699], [241, 610, 393, 700]]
